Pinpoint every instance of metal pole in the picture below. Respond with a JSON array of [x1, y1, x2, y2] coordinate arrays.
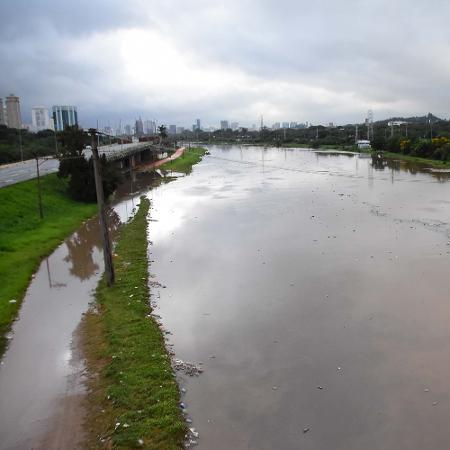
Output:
[[35, 156, 44, 219], [54, 130, 58, 157], [90, 129, 115, 286], [19, 128, 23, 162]]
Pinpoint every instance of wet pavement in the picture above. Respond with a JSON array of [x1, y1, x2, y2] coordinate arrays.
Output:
[[149, 146, 450, 450], [0, 158, 59, 188]]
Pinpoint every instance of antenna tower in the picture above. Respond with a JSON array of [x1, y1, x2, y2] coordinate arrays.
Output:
[[367, 110, 374, 141]]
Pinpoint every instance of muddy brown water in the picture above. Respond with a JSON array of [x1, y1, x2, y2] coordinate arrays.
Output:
[[0, 171, 158, 450], [149, 146, 450, 450], [2, 146, 450, 449]]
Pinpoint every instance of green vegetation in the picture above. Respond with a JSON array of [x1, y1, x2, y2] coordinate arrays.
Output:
[[160, 147, 208, 174], [58, 125, 121, 202], [0, 125, 57, 164], [381, 151, 450, 168], [82, 197, 185, 449], [0, 174, 96, 355]]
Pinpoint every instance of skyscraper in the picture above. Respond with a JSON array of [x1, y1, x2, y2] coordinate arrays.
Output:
[[135, 118, 144, 136], [196, 118, 201, 130], [31, 107, 52, 131], [168, 125, 177, 135], [220, 120, 229, 130], [145, 120, 156, 134], [52, 105, 78, 131], [0, 99, 5, 126], [6, 94, 22, 129]]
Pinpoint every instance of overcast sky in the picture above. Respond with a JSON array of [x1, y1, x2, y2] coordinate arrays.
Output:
[[1, 0, 450, 129]]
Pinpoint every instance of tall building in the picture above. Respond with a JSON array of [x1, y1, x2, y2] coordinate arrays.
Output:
[[135, 118, 144, 136], [145, 120, 156, 134], [124, 124, 132, 135], [177, 126, 185, 134], [230, 122, 239, 130], [168, 124, 177, 135], [282, 122, 289, 129], [220, 120, 229, 130], [6, 94, 22, 129], [195, 118, 201, 130], [31, 107, 52, 131], [52, 105, 78, 131], [0, 99, 5, 125]]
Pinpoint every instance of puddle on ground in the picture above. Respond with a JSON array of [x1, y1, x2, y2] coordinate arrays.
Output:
[[149, 145, 450, 450]]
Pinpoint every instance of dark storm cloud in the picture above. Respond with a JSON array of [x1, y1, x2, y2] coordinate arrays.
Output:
[[0, 0, 147, 39], [1, 0, 450, 127]]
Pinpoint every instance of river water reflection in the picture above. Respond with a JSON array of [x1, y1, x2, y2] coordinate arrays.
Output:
[[150, 146, 450, 450]]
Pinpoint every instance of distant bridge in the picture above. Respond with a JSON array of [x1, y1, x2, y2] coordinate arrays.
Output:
[[84, 141, 166, 166]]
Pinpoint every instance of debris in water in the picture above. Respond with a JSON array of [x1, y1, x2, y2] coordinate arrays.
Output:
[[189, 427, 199, 438], [433, 401, 439, 406], [137, 438, 144, 446], [174, 359, 204, 376], [317, 386, 323, 390], [272, 386, 278, 390], [9, 299, 16, 303], [303, 427, 310, 434]]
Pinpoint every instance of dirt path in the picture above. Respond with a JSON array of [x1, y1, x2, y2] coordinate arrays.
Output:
[[137, 147, 185, 172]]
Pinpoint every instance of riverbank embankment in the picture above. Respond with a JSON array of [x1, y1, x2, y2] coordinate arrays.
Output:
[[82, 197, 186, 449], [0, 174, 96, 356], [158, 147, 208, 173]]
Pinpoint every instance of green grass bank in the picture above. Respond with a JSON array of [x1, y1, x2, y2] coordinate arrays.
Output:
[[82, 197, 185, 449], [0, 174, 96, 355], [161, 147, 208, 173], [380, 151, 450, 168]]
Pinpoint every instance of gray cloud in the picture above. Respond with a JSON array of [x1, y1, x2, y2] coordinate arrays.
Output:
[[1, 0, 450, 128]]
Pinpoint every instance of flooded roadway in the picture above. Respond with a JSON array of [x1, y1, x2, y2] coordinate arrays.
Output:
[[150, 146, 450, 450], [0, 171, 155, 449]]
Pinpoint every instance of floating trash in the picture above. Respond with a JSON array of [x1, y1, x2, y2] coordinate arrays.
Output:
[[173, 359, 204, 376]]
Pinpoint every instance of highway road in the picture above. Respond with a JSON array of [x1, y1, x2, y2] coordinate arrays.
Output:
[[0, 158, 60, 188]]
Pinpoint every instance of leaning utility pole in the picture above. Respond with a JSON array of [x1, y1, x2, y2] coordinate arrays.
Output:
[[90, 128, 115, 286], [35, 155, 44, 219]]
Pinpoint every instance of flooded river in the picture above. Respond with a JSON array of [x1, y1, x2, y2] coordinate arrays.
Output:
[[150, 146, 450, 450], [2, 145, 450, 450]]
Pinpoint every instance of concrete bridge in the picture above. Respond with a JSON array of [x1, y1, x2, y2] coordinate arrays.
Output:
[[84, 141, 167, 168]]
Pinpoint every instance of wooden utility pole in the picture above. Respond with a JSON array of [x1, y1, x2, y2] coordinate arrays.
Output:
[[35, 155, 44, 219], [90, 129, 115, 286]]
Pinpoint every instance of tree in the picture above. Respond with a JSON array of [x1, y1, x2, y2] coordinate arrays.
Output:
[[58, 126, 121, 202], [158, 125, 167, 145]]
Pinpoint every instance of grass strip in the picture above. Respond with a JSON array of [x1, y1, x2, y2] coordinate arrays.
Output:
[[160, 147, 207, 174], [82, 197, 185, 449], [0, 174, 96, 356], [381, 151, 450, 168]]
